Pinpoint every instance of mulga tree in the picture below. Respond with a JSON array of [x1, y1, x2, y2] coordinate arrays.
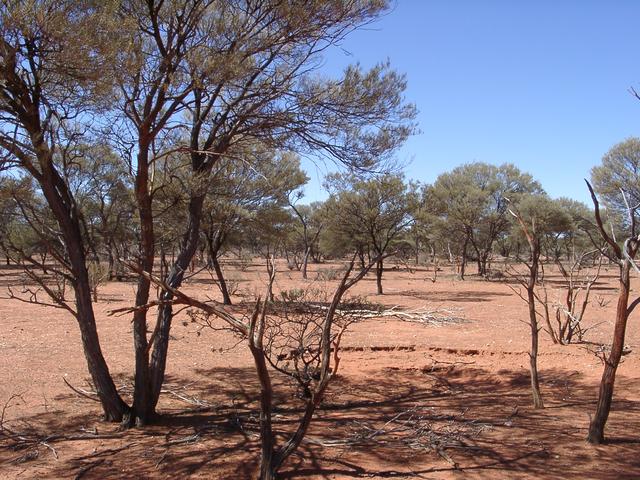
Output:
[[115, 0, 416, 425], [287, 198, 325, 278], [427, 162, 542, 278], [323, 173, 412, 294], [202, 150, 308, 304], [0, 1, 131, 421], [0, 0, 415, 426]]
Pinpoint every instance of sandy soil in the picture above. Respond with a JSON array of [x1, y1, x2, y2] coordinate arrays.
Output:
[[0, 259, 638, 479]]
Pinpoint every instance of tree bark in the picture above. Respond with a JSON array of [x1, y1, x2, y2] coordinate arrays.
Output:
[[527, 284, 544, 409], [45, 193, 126, 421], [301, 246, 311, 279], [587, 263, 630, 443], [250, 341, 275, 480], [129, 146, 155, 426], [525, 238, 544, 409], [148, 194, 206, 412], [33, 132, 128, 422], [376, 258, 383, 294], [212, 254, 232, 305]]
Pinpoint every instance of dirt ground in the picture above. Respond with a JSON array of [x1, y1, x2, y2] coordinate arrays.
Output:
[[0, 259, 638, 479]]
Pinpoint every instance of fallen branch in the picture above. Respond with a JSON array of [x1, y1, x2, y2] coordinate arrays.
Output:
[[314, 305, 466, 326]]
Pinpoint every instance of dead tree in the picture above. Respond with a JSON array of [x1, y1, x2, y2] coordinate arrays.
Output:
[[535, 251, 603, 345], [585, 181, 640, 444]]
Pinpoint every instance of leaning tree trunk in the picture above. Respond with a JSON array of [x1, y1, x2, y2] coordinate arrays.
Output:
[[301, 246, 311, 279], [39, 168, 128, 422], [148, 194, 206, 412], [207, 229, 232, 305], [211, 254, 232, 305], [587, 262, 631, 444]]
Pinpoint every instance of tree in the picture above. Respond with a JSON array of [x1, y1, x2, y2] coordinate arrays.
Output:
[[131, 253, 386, 480], [0, 0, 416, 426], [202, 150, 308, 304], [427, 163, 542, 278], [507, 194, 571, 409], [113, 0, 416, 426], [324, 173, 412, 294], [287, 200, 325, 278], [591, 137, 640, 231], [0, 1, 130, 421], [585, 180, 640, 444]]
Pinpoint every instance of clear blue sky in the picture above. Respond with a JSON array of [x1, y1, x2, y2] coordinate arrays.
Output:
[[302, 0, 640, 204]]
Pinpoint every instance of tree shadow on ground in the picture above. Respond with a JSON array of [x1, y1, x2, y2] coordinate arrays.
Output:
[[2, 360, 636, 479]]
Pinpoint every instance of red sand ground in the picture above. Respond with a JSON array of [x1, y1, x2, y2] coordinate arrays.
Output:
[[0, 260, 638, 479]]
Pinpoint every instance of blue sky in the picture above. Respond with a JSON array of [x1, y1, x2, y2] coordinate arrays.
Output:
[[302, 0, 640, 204]]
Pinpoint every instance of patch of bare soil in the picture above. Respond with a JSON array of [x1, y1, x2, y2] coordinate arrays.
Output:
[[0, 260, 638, 479]]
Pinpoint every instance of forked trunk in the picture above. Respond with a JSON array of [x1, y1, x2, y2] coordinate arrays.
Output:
[[148, 194, 206, 412]]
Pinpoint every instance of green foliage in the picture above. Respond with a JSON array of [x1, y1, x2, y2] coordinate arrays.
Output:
[[424, 162, 542, 272], [322, 172, 412, 258], [591, 137, 640, 232]]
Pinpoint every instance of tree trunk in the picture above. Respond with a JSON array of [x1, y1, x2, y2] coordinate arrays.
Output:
[[39, 169, 127, 422], [129, 158, 155, 426], [459, 236, 469, 280], [107, 245, 115, 281], [358, 247, 366, 270], [250, 340, 276, 480], [527, 286, 544, 408], [376, 258, 383, 294], [212, 254, 232, 305], [148, 194, 206, 412], [208, 229, 232, 305], [75, 284, 129, 421], [301, 246, 311, 279], [587, 263, 630, 444], [526, 240, 544, 409], [480, 252, 490, 277]]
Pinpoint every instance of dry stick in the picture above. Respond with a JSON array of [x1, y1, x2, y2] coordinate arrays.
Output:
[[74, 459, 106, 480], [62, 377, 101, 402]]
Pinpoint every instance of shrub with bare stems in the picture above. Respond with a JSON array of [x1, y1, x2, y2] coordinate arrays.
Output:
[[115, 253, 387, 479]]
